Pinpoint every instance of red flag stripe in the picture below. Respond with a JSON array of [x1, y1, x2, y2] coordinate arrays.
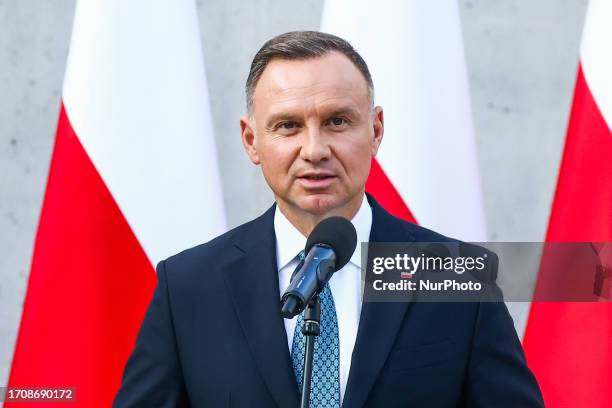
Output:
[[366, 158, 417, 223], [523, 65, 612, 407], [6, 104, 157, 407], [544, 66, 612, 242]]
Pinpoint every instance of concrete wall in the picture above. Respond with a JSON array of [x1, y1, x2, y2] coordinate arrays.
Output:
[[0, 0, 588, 387], [1, 0, 78, 388]]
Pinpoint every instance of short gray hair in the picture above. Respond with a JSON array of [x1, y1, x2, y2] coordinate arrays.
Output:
[[245, 31, 374, 115]]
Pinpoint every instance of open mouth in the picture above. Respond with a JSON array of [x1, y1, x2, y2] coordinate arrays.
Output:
[[297, 174, 337, 189]]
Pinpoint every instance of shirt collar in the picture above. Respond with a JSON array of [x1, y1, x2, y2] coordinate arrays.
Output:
[[274, 194, 372, 271]]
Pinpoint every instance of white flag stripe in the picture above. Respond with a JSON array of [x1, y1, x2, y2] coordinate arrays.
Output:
[[321, 0, 486, 241], [63, 0, 226, 265], [580, 0, 612, 129]]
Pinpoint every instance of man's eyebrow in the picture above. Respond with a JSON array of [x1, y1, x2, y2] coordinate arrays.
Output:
[[264, 106, 361, 128], [323, 106, 361, 119]]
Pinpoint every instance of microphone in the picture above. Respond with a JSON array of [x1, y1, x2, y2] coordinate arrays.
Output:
[[280, 216, 357, 318]]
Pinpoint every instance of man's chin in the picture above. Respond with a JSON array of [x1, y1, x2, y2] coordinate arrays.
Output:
[[296, 194, 343, 216]]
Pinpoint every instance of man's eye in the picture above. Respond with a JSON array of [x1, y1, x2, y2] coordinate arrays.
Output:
[[329, 117, 347, 127], [278, 122, 297, 129]]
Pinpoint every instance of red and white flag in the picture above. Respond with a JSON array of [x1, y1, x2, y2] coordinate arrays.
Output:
[[321, 0, 486, 241], [6, 0, 226, 406], [523, 0, 612, 406]]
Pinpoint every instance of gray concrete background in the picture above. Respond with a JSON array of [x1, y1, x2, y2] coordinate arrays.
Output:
[[0, 0, 588, 387]]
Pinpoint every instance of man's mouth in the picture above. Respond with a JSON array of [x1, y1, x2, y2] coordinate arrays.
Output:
[[302, 175, 334, 180], [297, 173, 337, 189]]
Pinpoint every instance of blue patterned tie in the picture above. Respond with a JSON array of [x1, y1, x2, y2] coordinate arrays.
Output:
[[291, 250, 341, 407]]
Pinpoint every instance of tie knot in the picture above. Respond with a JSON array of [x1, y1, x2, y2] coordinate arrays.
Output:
[[297, 250, 305, 261]]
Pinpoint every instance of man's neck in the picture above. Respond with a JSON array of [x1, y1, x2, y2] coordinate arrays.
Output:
[[276, 193, 365, 237]]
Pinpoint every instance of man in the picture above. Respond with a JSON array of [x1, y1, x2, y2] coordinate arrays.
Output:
[[114, 31, 543, 407]]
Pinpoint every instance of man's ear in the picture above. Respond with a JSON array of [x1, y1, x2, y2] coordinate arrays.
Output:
[[371, 106, 384, 156], [240, 115, 260, 165]]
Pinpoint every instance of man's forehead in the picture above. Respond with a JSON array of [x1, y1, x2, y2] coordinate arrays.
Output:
[[253, 51, 370, 112]]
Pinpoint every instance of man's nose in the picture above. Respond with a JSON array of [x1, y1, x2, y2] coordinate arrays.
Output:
[[300, 126, 331, 163]]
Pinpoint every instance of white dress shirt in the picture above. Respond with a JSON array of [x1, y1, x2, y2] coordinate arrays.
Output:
[[275, 195, 372, 405]]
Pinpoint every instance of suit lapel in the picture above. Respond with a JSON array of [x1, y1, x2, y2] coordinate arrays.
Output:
[[224, 205, 300, 408], [342, 196, 416, 408]]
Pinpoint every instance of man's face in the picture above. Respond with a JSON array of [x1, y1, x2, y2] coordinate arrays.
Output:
[[241, 51, 383, 218]]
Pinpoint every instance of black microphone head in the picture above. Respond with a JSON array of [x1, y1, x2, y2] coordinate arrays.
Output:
[[305, 216, 357, 270]]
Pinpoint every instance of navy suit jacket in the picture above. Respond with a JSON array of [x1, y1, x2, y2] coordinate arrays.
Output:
[[114, 195, 543, 407]]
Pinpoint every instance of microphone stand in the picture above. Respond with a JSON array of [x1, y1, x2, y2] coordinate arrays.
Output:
[[300, 295, 321, 408]]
